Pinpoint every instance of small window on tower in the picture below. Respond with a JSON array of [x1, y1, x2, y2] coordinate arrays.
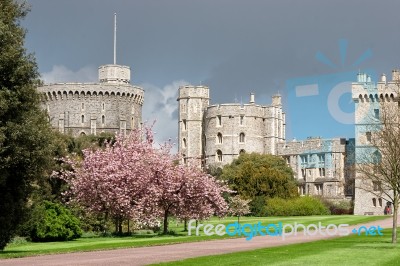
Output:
[[217, 133, 222, 144], [182, 138, 187, 148], [216, 150, 223, 162], [81, 103, 84, 110], [102, 115, 105, 124], [374, 109, 379, 119], [366, 132, 372, 142], [183, 119, 187, 131], [81, 115, 84, 123], [217, 115, 222, 126], [240, 115, 244, 125], [239, 133, 245, 143]]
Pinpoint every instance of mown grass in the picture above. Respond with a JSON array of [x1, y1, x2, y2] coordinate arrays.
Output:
[[155, 227, 400, 266], [0, 215, 388, 259]]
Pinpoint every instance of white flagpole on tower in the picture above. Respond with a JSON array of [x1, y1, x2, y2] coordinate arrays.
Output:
[[114, 13, 117, 65]]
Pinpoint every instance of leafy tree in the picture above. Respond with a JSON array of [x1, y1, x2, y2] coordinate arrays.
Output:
[[228, 195, 251, 222], [220, 153, 298, 201], [0, 0, 55, 250]]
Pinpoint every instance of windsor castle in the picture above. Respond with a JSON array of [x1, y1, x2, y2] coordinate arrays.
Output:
[[37, 53, 399, 216]]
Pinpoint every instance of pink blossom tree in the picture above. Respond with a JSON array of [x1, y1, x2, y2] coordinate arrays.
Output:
[[61, 126, 229, 234]]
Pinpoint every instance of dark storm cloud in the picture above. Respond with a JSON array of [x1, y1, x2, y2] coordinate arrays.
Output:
[[23, 0, 400, 141]]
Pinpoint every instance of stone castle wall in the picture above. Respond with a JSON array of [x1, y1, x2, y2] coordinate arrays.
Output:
[[37, 65, 144, 137]]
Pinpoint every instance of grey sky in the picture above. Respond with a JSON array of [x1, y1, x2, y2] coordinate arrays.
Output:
[[23, 0, 400, 143]]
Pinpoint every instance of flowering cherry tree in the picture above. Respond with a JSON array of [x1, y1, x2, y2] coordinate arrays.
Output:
[[228, 195, 251, 223], [61, 126, 229, 234]]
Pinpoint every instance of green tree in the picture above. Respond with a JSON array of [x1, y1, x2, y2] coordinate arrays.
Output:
[[0, 0, 55, 250], [220, 153, 298, 215]]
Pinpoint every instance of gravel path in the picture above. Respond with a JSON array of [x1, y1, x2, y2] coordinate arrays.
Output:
[[0, 217, 396, 266]]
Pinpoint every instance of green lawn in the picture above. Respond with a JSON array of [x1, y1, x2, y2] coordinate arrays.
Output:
[[155, 227, 400, 266], [0, 215, 388, 259]]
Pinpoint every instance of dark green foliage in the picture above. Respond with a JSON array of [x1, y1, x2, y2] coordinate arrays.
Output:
[[0, 0, 56, 250], [220, 153, 299, 203], [24, 201, 82, 242], [265, 196, 330, 216], [249, 196, 268, 216]]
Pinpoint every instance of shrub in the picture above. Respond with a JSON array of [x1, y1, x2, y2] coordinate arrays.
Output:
[[26, 201, 82, 242], [265, 196, 330, 216], [319, 198, 353, 215]]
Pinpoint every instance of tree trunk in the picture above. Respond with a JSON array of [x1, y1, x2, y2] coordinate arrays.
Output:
[[163, 210, 169, 234], [184, 219, 187, 232], [392, 196, 398, 244], [127, 219, 130, 234], [118, 218, 123, 235], [238, 215, 240, 223]]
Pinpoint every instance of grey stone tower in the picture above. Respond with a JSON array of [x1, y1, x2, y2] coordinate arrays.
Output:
[[177, 85, 210, 166]]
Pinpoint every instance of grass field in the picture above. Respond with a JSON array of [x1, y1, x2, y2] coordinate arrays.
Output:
[[155, 227, 400, 266], [0, 215, 388, 259]]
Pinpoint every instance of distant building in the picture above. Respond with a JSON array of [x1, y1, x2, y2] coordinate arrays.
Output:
[[37, 64, 144, 136], [277, 137, 355, 199], [352, 71, 398, 215], [177, 85, 285, 167]]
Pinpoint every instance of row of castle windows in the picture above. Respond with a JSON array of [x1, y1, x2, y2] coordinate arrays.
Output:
[[80, 115, 135, 127], [216, 132, 245, 143], [181, 115, 245, 131], [181, 149, 245, 164], [372, 198, 383, 207]]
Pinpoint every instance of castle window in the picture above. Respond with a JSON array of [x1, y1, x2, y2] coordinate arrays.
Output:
[[379, 198, 383, 207], [319, 168, 325, 177], [374, 109, 379, 119], [183, 154, 187, 164], [216, 150, 222, 162], [102, 115, 105, 125], [301, 169, 306, 178], [240, 115, 244, 125], [239, 133, 245, 143], [182, 138, 187, 148], [217, 115, 222, 126], [102, 102, 105, 111], [182, 119, 187, 131], [239, 149, 245, 155], [318, 154, 325, 163], [81, 103, 84, 110], [372, 198, 376, 207], [366, 132, 372, 142], [131, 117, 134, 128], [217, 133, 222, 144], [81, 115, 84, 123], [373, 181, 381, 191]]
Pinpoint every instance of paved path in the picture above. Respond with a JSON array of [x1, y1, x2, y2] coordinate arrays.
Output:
[[0, 217, 397, 266]]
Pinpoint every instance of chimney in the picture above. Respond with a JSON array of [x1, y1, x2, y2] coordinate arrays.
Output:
[[250, 93, 255, 104]]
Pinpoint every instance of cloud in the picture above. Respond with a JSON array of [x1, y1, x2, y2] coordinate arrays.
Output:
[[141, 80, 189, 152], [41, 65, 97, 83]]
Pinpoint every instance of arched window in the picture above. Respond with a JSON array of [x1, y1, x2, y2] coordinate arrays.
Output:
[[183, 154, 187, 164], [183, 138, 187, 148], [372, 198, 376, 207], [217, 133, 222, 144], [102, 115, 105, 124], [239, 133, 245, 143], [216, 150, 222, 162], [239, 149, 246, 155], [102, 102, 105, 111], [81, 115, 84, 123], [80, 132, 86, 136]]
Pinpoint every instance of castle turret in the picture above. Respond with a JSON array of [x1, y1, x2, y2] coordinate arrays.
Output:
[[177, 85, 209, 167]]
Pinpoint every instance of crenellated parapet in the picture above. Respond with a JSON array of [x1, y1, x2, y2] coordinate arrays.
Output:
[[38, 83, 144, 105]]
